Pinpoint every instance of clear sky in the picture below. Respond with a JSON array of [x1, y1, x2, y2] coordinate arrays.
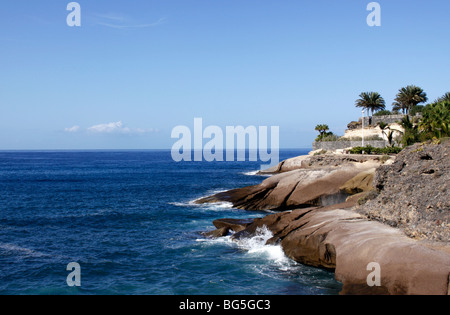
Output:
[[0, 0, 449, 149]]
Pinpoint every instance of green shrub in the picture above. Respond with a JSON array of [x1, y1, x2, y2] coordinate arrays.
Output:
[[338, 135, 383, 141], [374, 110, 392, 116], [410, 105, 425, 116], [349, 145, 402, 155], [320, 134, 340, 142], [419, 100, 450, 139], [315, 131, 337, 142], [313, 150, 327, 156]]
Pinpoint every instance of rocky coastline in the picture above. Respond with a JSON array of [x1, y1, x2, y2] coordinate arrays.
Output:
[[198, 141, 450, 295]]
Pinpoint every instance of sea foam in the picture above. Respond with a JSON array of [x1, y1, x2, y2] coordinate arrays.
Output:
[[235, 226, 289, 264], [197, 225, 292, 270], [242, 170, 272, 177], [169, 189, 234, 211]]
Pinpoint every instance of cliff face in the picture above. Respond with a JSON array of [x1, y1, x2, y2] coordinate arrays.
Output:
[[202, 142, 450, 295], [356, 140, 449, 242]]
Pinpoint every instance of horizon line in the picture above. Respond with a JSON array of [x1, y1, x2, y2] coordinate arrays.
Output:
[[0, 147, 312, 152]]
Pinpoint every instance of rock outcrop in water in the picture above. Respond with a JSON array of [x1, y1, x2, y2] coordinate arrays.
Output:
[[220, 205, 450, 295], [196, 156, 382, 211], [203, 141, 450, 295]]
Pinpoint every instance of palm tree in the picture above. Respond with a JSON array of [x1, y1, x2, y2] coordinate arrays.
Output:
[[378, 122, 397, 148], [315, 124, 329, 141], [400, 115, 419, 146], [419, 101, 450, 139], [392, 100, 407, 114], [437, 92, 450, 103], [393, 85, 428, 115], [355, 92, 386, 124]]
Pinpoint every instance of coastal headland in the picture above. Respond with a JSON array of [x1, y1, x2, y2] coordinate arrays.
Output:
[[197, 141, 450, 295]]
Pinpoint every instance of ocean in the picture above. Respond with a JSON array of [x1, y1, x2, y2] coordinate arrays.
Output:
[[0, 150, 342, 295]]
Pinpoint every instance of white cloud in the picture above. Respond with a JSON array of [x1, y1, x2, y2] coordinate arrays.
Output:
[[87, 121, 130, 133], [94, 12, 167, 29], [64, 121, 156, 135], [86, 121, 157, 134], [64, 125, 80, 133]]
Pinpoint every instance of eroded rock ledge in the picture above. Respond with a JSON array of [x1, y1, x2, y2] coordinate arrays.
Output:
[[212, 205, 450, 295], [196, 157, 381, 211], [201, 142, 450, 295]]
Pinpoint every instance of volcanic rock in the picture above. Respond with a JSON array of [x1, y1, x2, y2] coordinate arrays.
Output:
[[356, 140, 450, 242]]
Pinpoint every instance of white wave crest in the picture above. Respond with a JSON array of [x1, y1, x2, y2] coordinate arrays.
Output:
[[242, 170, 259, 176], [197, 225, 291, 268], [0, 243, 48, 258], [169, 189, 235, 211], [242, 170, 272, 177], [235, 226, 288, 264], [169, 200, 234, 211]]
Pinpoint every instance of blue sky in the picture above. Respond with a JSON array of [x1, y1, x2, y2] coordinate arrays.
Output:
[[0, 0, 449, 149]]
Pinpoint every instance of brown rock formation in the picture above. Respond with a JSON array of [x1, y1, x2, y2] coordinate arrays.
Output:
[[202, 141, 450, 294], [226, 205, 450, 295], [339, 168, 375, 194], [258, 153, 388, 174], [196, 161, 380, 211], [202, 218, 253, 238]]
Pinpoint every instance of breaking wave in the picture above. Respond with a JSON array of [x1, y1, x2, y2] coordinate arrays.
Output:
[[197, 225, 294, 271], [242, 170, 272, 177], [169, 189, 234, 211]]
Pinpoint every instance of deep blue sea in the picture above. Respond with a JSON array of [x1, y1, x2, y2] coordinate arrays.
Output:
[[0, 150, 342, 295]]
